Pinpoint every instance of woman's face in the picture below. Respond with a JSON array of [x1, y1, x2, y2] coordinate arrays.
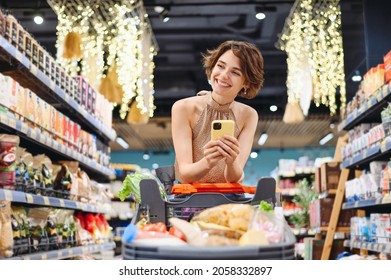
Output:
[[210, 49, 247, 97]]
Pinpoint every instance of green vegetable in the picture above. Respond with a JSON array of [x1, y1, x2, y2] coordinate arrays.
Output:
[[118, 171, 168, 203], [259, 200, 273, 212]]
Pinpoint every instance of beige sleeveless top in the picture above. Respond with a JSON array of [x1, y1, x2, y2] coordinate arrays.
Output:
[[174, 91, 239, 183]]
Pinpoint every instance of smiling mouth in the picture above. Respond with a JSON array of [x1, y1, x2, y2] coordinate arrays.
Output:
[[216, 79, 230, 87]]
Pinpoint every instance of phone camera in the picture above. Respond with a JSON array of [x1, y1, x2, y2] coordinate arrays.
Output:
[[213, 122, 222, 130]]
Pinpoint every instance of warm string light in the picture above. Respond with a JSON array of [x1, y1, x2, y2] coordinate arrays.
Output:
[[48, 0, 157, 119], [278, 0, 346, 116]]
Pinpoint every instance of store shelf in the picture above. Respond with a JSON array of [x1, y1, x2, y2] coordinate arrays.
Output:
[[0, 36, 116, 143], [338, 83, 391, 131], [0, 110, 115, 179], [342, 196, 391, 210], [341, 143, 382, 169], [344, 240, 391, 254], [278, 171, 315, 179], [312, 227, 350, 233], [341, 136, 391, 169], [9, 242, 115, 260], [0, 189, 110, 213]]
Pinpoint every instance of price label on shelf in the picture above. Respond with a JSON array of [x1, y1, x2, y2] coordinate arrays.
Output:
[[39, 133, 46, 144], [26, 194, 34, 204], [20, 122, 28, 134], [382, 195, 391, 204], [15, 51, 22, 62], [41, 253, 48, 260], [50, 80, 55, 91], [59, 199, 65, 208], [43, 196, 50, 205], [30, 65, 38, 76], [4, 190, 13, 201], [57, 250, 63, 259], [8, 117, 16, 129]]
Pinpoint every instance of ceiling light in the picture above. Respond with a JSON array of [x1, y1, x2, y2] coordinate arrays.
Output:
[[160, 8, 170, 23], [154, 6, 165, 13], [255, 12, 266, 20], [250, 151, 258, 159], [258, 132, 268, 146], [143, 152, 150, 160], [352, 70, 362, 82], [270, 105, 278, 112], [33, 14, 44, 24], [319, 132, 334, 145], [116, 137, 129, 149]]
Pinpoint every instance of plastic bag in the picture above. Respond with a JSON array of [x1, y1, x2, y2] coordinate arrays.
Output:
[[118, 170, 168, 203], [247, 207, 286, 244]]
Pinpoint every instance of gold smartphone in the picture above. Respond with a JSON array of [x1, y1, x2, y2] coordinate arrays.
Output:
[[211, 120, 234, 140]]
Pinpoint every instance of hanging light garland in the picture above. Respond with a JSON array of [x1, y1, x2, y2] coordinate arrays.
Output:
[[48, 0, 157, 120], [277, 0, 346, 116]]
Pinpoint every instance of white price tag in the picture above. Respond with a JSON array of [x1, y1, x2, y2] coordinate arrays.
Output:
[[21, 122, 28, 134], [8, 117, 16, 129], [59, 199, 65, 208], [26, 194, 34, 204], [4, 190, 13, 201], [30, 65, 37, 76], [15, 51, 22, 62], [50, 80, 55, 91], [43, 196, 50, 205]]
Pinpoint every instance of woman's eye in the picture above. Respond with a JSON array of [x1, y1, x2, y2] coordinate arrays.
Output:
[[217, 64, 224, 69], [233, 72, 240, 76]]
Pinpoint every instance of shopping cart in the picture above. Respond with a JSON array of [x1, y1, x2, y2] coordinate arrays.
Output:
[[123, 167, 296, 260]]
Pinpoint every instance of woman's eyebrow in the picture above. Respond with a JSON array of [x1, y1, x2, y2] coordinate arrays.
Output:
[[217, 59, 242, 72]]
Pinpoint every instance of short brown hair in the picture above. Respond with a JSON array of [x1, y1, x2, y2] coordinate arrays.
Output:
[[202, 40, 264, 99]]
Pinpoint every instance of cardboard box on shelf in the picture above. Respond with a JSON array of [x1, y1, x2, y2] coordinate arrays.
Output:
[[320, 161, 341, 192], [310, 198, 355, 229]]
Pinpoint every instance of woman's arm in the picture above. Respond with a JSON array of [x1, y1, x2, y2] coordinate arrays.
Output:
[[217, 107, 258, 182], [171, 99, 223, 183]]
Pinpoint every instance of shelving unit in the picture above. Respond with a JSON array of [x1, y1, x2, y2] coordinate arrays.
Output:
[[9, 243, 115, 260], [338, 83, 390, 132], [0, 36, 116, 142], [0, 19, 116, 260], [0, 189, 111, 213], [0, 111, 114, 180], [335, 79, 391, 260]]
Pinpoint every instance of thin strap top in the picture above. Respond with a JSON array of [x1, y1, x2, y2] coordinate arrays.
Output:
[[174, 91, 239, 183]]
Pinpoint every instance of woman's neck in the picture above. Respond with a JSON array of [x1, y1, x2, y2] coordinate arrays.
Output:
[[210, 91, 234, 106]]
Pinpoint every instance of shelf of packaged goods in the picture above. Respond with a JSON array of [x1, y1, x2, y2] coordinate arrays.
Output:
[[341, 143, 382, 169], [0, 110, 115, 179], [0, 36, 116, 143], [278, 171, 315, 180], [338, 83, 391, 132], [342, 196, 391, 210], [342, 137, 391, 170], [344, 240, 391, 254], [9, 242, 116, 260], [0, 189, 111, 214], [312, 227, 350, 233]]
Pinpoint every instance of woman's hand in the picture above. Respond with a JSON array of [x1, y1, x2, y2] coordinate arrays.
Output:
[[203, 140, 224, 168], [216, 135, 240, 165]]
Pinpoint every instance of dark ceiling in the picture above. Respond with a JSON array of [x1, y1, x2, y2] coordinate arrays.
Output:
[[0, 0, 368, 150]]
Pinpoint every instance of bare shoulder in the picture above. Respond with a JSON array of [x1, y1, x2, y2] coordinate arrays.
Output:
[[234, 101, 258, 121], [172, 95, 207, 114]]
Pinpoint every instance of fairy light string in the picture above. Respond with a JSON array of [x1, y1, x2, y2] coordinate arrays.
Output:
[[277, 0, 346, 116], [48, 0, 157, 119]]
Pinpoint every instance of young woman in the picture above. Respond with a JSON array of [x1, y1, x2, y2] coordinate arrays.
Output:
[[172, 41, 264, 184]]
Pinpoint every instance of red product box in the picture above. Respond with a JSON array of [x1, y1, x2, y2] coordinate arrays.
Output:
[[384, 50, 391, 83]]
